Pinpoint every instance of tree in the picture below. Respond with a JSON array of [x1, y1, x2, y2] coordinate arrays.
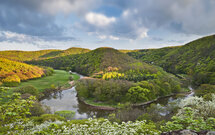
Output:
[[126, 86, 150, 103]]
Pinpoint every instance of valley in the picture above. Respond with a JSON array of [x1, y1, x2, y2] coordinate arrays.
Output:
[[0, 35, 215, 134]]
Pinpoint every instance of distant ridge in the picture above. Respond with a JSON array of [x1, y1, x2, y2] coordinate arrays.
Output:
[[0, 47, 90, 61]]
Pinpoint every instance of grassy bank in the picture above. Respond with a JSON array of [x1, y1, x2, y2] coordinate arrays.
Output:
[[71, 73, 80, 81], [12, 70, 71, 92], [83, 98, 118, 108]]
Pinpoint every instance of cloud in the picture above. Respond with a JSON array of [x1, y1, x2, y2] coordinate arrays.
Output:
[[79, 8, 148, 40], [98, 35, 107, 40], [109, 35, 119, 40], [98, 35, 119, 40], [104, 0, 215, 35], [0, 31, 76, 43], [0, 4, 62, 37], [0, 0, 101, 37], [85, 12, 116, 27], [1, 0, 215, 50], [41, 0, 100, 15], [0, 31, 79, 50], [0, 0, 100, 15]]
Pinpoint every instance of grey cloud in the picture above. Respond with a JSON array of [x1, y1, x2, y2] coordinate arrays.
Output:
[[104, 0, 215, 35], [0, 4, 62, 37], [0, 0, 100, 37], [0, 0, 100, 15], [80, 0, 215, 40]]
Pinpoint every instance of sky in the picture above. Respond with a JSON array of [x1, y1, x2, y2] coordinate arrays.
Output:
[[0, 0, 215, 51]]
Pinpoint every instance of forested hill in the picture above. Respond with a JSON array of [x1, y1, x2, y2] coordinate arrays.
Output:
[[28, 47, 158, 76], [0, 58, 45, 86], [127, 46, 179, 64], [0, 47, 90, 61], [128, 35, 215, 85]]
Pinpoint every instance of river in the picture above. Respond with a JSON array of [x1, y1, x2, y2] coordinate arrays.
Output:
[[41, 73, 195, 121]]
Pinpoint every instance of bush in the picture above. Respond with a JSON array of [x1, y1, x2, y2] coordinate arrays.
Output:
[[162, 107, 215, 132], [30, 102, 50, 116], [3, 82, 20, 87], [126, 86, 150, 103], [195, 84, 215, 99], [69, 76, 73, 81], [54, 110, 75, 120], [21, 118, 160, 134], [178, 95, 215, 119], [43, 67, 54, 76], [0, 87, 35, 133], [14, 85, 40, 98], [31, 114, 65, 124]]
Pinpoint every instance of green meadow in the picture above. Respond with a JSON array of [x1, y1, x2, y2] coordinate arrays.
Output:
[[12, 70, 71, 92]]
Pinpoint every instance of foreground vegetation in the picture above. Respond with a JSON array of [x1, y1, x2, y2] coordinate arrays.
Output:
[[0, 87, 214, 134]]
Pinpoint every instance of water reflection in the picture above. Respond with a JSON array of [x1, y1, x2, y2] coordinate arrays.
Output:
[[41, 87, 113, 119], [41, 74, 195, 121], [41, 87, 182, 121]]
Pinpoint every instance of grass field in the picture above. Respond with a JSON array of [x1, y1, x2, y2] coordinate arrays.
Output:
[[71, 73, 80, 80], [12, 70, 71, 92]]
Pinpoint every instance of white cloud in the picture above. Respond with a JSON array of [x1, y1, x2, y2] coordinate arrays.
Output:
[[85, 12, 116, 27], [109, 35, 119, 40], [0, 31, 79, 51], [122, 10, 130, 17], [98, 35, 119, 40], [0, 41, 40, 51], [40, 0, 100, 15], [137, 28, 148, 39], [0, 31, 38, 42], [98, 35, 107, 39]]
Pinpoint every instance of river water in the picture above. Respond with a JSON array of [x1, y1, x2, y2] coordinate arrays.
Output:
[[41, 73, 194, 121]]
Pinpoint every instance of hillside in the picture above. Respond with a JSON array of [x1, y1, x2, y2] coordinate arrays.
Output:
[[28, 47, 158, 76], [0, 58, 45, 86], [0, 47, 90, 61], [127, 46, 179, 64], [128, 35, 215, 85]]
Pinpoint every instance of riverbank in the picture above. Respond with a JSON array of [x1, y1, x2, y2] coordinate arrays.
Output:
[[78, 97, 117, 111], [78, 90, 193, 110], [39, 72, 81, 100]]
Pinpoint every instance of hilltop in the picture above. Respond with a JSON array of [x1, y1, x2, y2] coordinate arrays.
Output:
[[0, 47, 90, 61]]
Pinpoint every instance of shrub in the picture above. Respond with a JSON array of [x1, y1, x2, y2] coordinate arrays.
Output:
[[54, 110, 75, 120], [14, 85, 40, 98], [177, 95, 215, 119], [43, 67, 54, 76], [69, 76, 73, 81], [30, 102, 50, 116], [31, 114, 65, 124], [126, 86, 150, 103], [21, 118, 160, 134], [162, 107, 215, 132], [0, 87, 35, 133]]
